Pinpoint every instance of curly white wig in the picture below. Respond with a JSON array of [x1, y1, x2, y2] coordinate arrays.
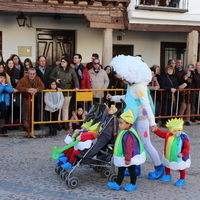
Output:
[[109, 55, 151, 85]]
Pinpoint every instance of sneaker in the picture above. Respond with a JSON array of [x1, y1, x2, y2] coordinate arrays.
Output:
[[107, 182, 121, 190], [174, 179, 185, 186], [124, 184, 137, 191]]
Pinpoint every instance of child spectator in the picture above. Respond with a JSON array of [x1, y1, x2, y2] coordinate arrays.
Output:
[[0, 73, 13, 135], [68, 106, 87, 131], [107, 109, 146, 191], [153, 118, 191, 186], [44, 80, 64, 136]]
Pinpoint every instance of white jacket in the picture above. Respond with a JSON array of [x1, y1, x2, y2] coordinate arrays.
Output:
[[44, 88, 64, 112], [111, 83, 156, 126]]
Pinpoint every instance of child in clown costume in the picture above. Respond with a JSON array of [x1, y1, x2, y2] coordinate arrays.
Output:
[[107, 55, 164, 180], [153, 118, 191, 186], [54, 120, 100, 169], [107, 109, 146, 191]]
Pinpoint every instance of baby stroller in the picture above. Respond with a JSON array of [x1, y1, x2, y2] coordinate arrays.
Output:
[[54, 101, 124, 189]]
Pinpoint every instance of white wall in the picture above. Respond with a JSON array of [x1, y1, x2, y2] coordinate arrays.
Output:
[[113, 30, 187, 67], [0, 15, 103, 64], [0, 14, 189, 67], [128, 0, 200, 26]]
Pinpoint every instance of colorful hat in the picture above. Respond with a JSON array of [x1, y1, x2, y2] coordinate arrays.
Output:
[[88, 122, 100, 134], [166, 118, 184, 132], [120, 109, 134, 124], [81, 119, 93, 130]]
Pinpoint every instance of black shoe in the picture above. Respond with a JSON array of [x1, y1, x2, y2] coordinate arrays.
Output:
[[63, 123, 68, 130], [57, 123, 62, 131]]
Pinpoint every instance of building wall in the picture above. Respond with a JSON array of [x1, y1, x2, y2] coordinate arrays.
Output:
[[128, 0, 200, 26], [0, 14, 194, 67]]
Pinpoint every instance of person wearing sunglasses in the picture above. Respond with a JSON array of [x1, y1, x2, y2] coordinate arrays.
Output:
[[89, 59, 109, 104]]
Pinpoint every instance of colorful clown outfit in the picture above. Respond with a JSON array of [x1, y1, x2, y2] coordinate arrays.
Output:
[[109, 55, 164, 180], [107, 109, 145, 191], [114, 128, 146, 167], [154, 118, 191, 186], [154, 130, 190, 170], [54, 120, 100, 169]]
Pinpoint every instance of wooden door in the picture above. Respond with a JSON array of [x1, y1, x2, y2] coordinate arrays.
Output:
[[37, 29, 75, 67]]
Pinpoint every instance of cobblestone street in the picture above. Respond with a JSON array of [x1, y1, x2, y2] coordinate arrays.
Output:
[[0, 124, 199, 200]]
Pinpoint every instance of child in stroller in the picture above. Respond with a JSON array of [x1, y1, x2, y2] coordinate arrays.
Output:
[[52, 103, 119, 170]]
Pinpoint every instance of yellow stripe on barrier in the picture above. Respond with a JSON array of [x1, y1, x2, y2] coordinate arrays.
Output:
[[76, 92, 93, 101]]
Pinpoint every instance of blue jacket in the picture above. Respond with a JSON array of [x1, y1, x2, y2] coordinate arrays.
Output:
[[0, 82, 13, 106]]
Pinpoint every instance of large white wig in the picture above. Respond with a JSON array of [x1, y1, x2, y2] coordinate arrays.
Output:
[[109, 55, 152, 85]]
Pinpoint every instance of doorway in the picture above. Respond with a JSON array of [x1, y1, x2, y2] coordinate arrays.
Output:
[[160, 42, 186, 72], [37, 29, 75, 67], [113, 44, 134, 57]]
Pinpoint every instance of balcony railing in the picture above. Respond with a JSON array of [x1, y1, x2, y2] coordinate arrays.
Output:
[[134, 0, 188, 12]]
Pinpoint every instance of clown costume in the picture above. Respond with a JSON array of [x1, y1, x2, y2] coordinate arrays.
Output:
[[107, 55, 164, 180]]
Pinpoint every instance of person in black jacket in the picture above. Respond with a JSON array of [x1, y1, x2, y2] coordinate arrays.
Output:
[[179, 64, 198, 125], [35, 56, 53, 129], [160, 66, 179, 127]]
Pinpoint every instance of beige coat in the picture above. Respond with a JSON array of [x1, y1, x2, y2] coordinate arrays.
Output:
[[89, 68, 109, 98]]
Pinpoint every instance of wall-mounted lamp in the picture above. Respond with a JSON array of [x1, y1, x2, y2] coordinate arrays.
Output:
[[16, 13, 27, 27]]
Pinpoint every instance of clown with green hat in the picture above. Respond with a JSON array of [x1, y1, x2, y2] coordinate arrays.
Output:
[[107, 109, 146, 191]]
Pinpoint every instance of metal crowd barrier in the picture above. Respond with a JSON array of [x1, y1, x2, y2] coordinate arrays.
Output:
[[5, 88, 200, 137]]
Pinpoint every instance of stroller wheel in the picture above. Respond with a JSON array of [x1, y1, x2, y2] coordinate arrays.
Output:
[[108, 173, 118, 182], [100, 167, 110, 178], [93, 166, 102, 173], [55, 165, 62, 175], [67, 177, 79, 189], [61, 171, 69, 181]]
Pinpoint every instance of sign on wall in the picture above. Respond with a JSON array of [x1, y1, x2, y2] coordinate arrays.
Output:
[[18, 46, 32, 57]]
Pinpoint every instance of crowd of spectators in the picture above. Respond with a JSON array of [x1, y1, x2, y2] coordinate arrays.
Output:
[[0, 53, 200, 137], [148, 59, 199, 127]]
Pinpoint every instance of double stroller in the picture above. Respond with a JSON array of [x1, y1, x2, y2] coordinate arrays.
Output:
[[53, 102, 123, 189]]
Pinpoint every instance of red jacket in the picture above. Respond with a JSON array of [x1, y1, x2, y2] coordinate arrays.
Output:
[[81, 67, 90, 89]]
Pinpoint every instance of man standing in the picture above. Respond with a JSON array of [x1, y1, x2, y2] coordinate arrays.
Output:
[[86, 53, 102, 70], [89, 59, 109, 103], [174, 59, 185, 84], [73, 54, 90, 89], [35, 56, 52, 129], [35, 56, 52, 89], [16, 68, 45, 138]]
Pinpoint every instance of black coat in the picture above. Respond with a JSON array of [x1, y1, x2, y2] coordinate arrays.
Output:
[[35, 66, 53, 89]]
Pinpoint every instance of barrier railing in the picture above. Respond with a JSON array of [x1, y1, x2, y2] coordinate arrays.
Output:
[[5, 88, 200, 137]]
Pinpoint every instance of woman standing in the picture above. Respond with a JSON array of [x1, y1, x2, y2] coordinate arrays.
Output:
[[5, 59, 21, 128], [179, 64, 198, 125], [49, 56, 79, 121], [10, 54, 24, 79], [23, 58, 34, 76], [6, 59, 20, 88], [160, 65, 179, 127], [0, 62, 11, 84]]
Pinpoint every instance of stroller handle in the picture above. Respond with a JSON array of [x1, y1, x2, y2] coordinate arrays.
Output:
[[113, 99, 126, 117]]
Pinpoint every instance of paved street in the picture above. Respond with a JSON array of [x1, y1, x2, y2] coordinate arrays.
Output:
[[0, 124, 199, 200]]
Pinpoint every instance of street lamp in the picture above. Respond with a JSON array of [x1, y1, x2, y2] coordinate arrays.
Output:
[[16, 13, 27, 27]]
